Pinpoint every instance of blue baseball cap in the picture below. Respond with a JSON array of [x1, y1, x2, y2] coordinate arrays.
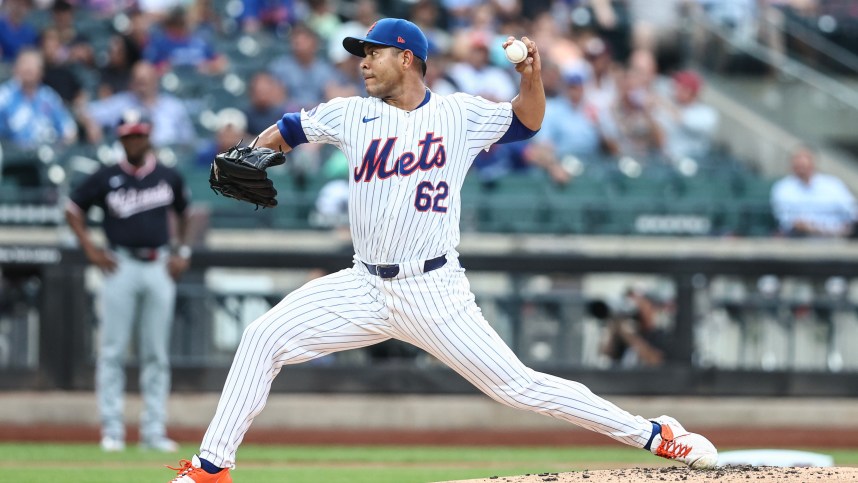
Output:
[[561, 66, 589, 85], [343, 18, 429, 62]]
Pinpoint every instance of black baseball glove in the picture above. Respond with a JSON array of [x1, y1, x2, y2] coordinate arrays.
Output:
[[209, 145, 287, 208]]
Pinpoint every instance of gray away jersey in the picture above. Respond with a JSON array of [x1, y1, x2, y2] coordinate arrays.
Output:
[[301, 91, 513, 264]]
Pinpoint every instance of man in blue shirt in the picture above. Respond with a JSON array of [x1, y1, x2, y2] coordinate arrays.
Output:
[[526, 66, 618, 183], [268, 23, 337, 109], [0, 50, 77, 148], [144, 7, 226, 75], [771, 146, 857, 237], [83, 61, 195, 147]]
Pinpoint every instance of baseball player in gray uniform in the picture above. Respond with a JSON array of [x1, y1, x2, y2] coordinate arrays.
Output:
[[167, 19, 717, 483], [66, 111, 192, 453]]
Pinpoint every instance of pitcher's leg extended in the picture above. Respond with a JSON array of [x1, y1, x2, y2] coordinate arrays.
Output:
[[386, 269, 717, 468], [409, 304, 654, 446], [198, 268, 389, 469]]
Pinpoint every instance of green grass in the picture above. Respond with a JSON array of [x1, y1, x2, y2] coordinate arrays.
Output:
[[2, 443, 857, 483]]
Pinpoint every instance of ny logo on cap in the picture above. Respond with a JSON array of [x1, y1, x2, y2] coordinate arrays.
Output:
[[397, 36, 405, 43], [367, 21, 377, 34]]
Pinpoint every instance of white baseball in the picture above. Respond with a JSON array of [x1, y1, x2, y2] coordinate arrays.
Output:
[[504, 39, 528, 64]]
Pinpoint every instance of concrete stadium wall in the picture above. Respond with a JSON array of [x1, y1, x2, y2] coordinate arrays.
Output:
[[3, 392, 857, 431]]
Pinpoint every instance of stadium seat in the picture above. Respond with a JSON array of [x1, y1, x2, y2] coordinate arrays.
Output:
[[676, 172, 741, 235], [458, 175, 486, 232], [735, 177, 777, 237], [478, 175, 550, 233]]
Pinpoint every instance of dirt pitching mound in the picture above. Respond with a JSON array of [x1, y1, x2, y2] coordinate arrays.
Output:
[[441, 465, 858, 482]]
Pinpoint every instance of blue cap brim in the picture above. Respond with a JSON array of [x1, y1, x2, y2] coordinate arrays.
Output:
[[343, 36, 381, 58], [343, 36, 426, 61]]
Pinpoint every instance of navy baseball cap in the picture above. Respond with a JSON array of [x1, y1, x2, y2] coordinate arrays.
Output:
[[116, 109, 152, 137], [343, 18, 429, 62]]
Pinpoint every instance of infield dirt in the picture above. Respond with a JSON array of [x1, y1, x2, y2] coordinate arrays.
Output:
[[442, 466, 858, 482]]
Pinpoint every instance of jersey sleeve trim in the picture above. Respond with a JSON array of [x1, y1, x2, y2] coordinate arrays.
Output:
[[496, 111, 539, 144], [276, 112, 309, 148]]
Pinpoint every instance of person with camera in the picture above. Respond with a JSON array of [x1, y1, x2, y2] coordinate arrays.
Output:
[[596, 287, 676, 367]]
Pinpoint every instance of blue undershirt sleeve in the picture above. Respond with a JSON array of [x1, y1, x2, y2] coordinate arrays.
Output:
[[276, 112, 308, 148], [496, 111, 539, 145]]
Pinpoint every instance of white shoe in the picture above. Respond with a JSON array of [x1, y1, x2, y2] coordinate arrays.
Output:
[[100, 436, 126, 452], [649, 415, 718, 469], [140, 436, 179, 452]]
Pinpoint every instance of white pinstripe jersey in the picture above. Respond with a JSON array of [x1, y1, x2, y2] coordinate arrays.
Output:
[[301, 91, 513, 264]]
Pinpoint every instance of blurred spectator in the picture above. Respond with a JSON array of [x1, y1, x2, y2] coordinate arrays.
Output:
[[84, 0, 136, 18], [187, 0, 223, 36], [411, 0, 452, 56], [627, 0, 684, 68], [269, 23, 337, 109], [472, 141, 531, 186], [657, 70, 719, 162], [529, 11, 583, 70], [0, 0, 39, 62], [195, 108, 248, 168], [326, 54, 366, 99], [570, 0, 633, 62], [582, 36, 618, 114], [694, 0, 758, 47], [519, 0, 553, 19], [527, 67, 619, 184], [425, 52, 458, 95], [609, 67, 665, 160], [50, 0, 77, 45], [770, 146, 857, 238], [49, 0, 94, 67], [0, 50, 77, 148], [306, 0, 341, 42], [42, 24, 93, 154], [239, 0, 296, 34], [627, 48, 668, 97], [327, 0, 379, 64], [597, 287, 676, 367], [39, 28, 84, 106], [124, 8, 153, 60], [325, 1, 376, 99], [138, 0, 185, 22], [442, 0, 481, 29], [466, 3, 501, 43], [242, 71, 295, 137], [84, 61, 195, 147], [447, 31, 515, 101], [144, 7, 227, 75], [96, 35, 139, 99]]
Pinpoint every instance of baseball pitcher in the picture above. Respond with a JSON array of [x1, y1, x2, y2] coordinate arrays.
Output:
[[168, 18, 717, 482]]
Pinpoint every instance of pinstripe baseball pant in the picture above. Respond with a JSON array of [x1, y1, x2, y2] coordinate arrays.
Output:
[[199, 257, 654, 468]]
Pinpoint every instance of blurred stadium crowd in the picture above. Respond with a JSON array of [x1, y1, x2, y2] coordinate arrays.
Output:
[[1, 0, 857, 236]]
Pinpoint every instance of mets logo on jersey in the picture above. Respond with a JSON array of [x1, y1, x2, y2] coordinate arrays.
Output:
[[355, 133, 446, 182]]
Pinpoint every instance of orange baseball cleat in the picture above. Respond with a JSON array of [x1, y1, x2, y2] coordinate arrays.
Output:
[[650, 415, 719, 469], [166, 455, 232, 483]]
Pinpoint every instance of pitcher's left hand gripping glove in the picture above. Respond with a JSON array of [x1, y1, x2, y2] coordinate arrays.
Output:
[[209, 145, 286, 208]]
